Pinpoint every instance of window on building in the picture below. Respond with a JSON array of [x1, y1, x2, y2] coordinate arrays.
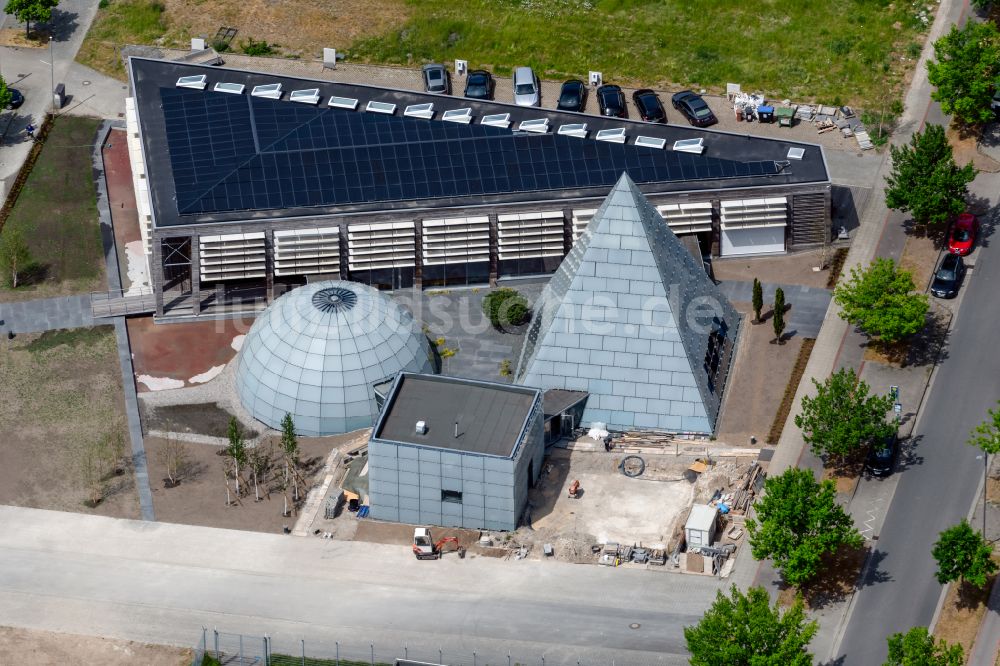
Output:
[[441, 489, 463, 504]]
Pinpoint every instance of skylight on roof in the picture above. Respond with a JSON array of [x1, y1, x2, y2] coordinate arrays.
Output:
[[635, 135, 666, 149], [673, 138, 705, 154], [442, 108, 473, 124], [595, 127, 627, 143], [787, 147, 805, 160], [214, 82, 244, 95], [328, 96, 359, 110], [518, 118, 549, 134], [404, 103, 435, 119], [366, 100, 397, 115], [557, 124, 588, 138], [176, 75, 207, 90], [481, 113, 510, 128], [290, 88, 321, 105], [251, 83, 283, 99]]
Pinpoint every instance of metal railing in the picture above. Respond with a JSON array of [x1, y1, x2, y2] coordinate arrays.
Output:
[[91, 287, 157, 318]]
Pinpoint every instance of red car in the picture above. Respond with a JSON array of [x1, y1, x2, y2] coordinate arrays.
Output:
[[948, 213, 978, 255]]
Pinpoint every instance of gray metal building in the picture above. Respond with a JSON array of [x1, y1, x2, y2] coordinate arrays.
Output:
[[368, 374, 544, 531]]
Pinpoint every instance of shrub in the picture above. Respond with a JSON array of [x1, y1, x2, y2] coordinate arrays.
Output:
[[482, 288, 529, 330]]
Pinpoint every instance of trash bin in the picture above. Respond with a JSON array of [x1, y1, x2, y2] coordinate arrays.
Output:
[[757, 105, 774, 123], [775, 106, 795, 127]]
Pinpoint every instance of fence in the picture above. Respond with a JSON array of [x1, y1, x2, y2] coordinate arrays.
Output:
[[192, 629, 577, 666]]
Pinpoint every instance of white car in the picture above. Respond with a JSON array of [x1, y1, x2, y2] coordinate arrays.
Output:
[[512, 66, 540, 107]]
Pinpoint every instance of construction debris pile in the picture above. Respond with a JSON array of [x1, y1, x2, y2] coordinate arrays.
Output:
[[693, 460, 765, 516]]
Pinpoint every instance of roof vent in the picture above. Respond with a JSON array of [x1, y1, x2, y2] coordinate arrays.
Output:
[[635, 135, 666, 149], [481, 113, 511, 128], [787, 147, 805, 160], [251, 83, 283, 99], [595, 127, 627, 143], [404, 103, 435, 119], [176, 75, 207, 90], [673, 138, 705, 154], [518, 118, 549, 134], [214, 82, 244, 95], [290, 88, 321, 105], [366, 100, 397, 115], [415, 420, 428, 435], [328, 96, 359, 110], [442, 107, 473, 124], [557, 123, 588, 138]]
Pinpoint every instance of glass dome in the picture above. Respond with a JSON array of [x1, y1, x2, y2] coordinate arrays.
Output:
[[235, 280, 434, 436]]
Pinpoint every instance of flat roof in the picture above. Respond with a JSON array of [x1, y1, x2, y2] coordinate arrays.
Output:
[[374, 374, 540, 457], [543, 389, 588, 418], [129, 57, 830, 229], [686, 504, 718, 531]]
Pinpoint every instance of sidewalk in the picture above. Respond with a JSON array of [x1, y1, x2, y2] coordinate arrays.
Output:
[[0, 294, 93, 333]]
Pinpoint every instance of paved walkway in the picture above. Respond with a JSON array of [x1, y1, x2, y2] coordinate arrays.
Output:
[[0, 294, 93, 333], [716, 281, 832, 338]]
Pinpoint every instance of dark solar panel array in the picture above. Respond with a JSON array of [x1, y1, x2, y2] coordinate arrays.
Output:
[[161, 87, 779, 216]]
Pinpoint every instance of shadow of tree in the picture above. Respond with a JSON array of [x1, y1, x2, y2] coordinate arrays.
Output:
[[895, 434, 925, 472]]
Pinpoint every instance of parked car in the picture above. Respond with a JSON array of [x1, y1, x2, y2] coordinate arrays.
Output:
[[464, 69, 495, 100], [7, 88, 23, 110], [556, 79, 587, 112], [632, 89, 666, 123], [948, 212, 978, 256], [596, 84, 626, 118], [512, 66, 540, 107], [671, 90, 717, 127], [422, 63, 450, 94], [931, 252, 966, 298], [865, 430, 899, 477]]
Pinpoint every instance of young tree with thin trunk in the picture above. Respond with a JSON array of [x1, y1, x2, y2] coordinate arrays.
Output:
[[0, 226, 32, 289], [79, 437, 110, 507], [156, 437, 189, 487], [684, 585, 816, 666], [932, 519, 997, 588], [884, 627, 963, 666], [248, 445, 270, 502], [772, 287, 786, 344], [752, 278, 763, 325], [106, 419, 128, 475], [226, 417, 246, 497], [3, 0, 59, 38], [280, 413, 300, 500]]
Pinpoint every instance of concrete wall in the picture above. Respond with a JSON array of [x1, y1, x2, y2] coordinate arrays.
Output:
[[368, 407, 544, 531]]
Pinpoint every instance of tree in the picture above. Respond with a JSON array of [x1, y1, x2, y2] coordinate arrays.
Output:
[[78, 436, 111, 507], [795, 367, 895, 463], [772, 287, 786, 344], [0, 75, 13, 112], [752, 277, 763, 324], [684, 585, 816, 666], [932, 519, 997, 588], [4, 0, 60, 38], [248, 445, 270, 502], [156, 437, 189, 487], [884, 124, 976, 227], [0, 226, 32, 289], [226, 417, 246, 496], [481, 287, 529, 330], [280, 412, 300, 500], [884, 627, 964, 666], [833, 258, 929, 344], [926, 21, 1000, 126], [968, 400, 1000, 456], [746, 468, 863, 586]]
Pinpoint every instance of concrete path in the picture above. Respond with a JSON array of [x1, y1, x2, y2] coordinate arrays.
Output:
[[0, 294, 93, 333], [716, 280, 832, 338], [0, 505, 725, 665]]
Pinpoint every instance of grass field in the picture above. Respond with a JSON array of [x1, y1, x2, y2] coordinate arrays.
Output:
[[0, 116, 104, 302], [0, 326, 137, 517], [79, 0, 930, 107]]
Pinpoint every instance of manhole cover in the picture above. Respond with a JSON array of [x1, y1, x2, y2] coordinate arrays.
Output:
[[82, 80, 91, 86], [629, 623, 641, 630]]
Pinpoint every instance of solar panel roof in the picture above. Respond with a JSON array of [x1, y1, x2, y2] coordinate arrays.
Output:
[[129, 58, 829, 228]]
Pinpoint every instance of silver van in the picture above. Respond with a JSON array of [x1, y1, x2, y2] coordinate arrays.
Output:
[[512, 66, 540, 107]]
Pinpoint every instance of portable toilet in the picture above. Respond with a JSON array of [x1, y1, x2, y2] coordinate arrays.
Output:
[[685, 504, 718, 549]]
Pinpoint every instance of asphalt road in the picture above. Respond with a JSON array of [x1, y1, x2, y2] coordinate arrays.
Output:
[[0, 506, 725, 664], [837, 197, 1000, 662]]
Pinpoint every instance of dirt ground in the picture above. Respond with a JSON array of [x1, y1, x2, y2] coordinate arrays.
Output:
[[711, 249, 834, 290], [0, 626, 190, 666], [141, 402, 259, 439], [715, 302, 808, 447], [128, 316, 254, 391], [897, 232, 942, 294], [0, 328, 138, 518], [947, 126, 1000, 174], [165, 0, 408, 58], [934, 576, 996, 658], [145, 434, 342, 533]]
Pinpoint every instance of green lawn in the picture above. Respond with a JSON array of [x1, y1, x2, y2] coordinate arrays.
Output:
[[350, 0, 931, 106], [76, 0, 171, 78], [0, 115, 105, 301]]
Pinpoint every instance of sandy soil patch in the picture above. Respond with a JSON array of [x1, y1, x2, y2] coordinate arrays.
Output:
[[0, 28, 48, 47], [145, 434, 344, 533], [0, 328, 137, 518], [0, 626, 190, 666], [947, 126, 1000, 174], [934, 576, 996, 658]]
